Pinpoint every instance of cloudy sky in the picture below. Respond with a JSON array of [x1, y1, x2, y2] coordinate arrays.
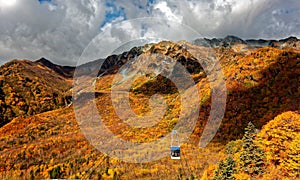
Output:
[[0, 0, 299, 65]]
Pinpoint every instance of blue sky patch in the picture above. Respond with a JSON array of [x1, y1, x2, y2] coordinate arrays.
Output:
[[101, 1, 127, 28], [38, 0, 52, 3], [100, 0, 156, 28]]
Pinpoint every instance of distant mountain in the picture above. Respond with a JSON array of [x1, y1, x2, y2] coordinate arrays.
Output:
[[73, 36, 300, 81], [193, 35, 300, 48], [75, 36, 300, 79], [36, 57, 75, 78]]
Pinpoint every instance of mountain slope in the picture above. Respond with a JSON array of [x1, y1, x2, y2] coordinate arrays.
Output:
[[0, 59, 73, 127], [0, 36, 299, 179]]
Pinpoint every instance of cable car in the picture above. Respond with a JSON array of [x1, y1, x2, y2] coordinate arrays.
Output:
[[170, 130, 180, 159]]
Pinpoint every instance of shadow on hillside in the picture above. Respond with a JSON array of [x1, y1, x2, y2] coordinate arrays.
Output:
[[132, 75, 179, 96], [193, 50, 300, 143]]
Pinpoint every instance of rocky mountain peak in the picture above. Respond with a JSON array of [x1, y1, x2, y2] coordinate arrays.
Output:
[[36, 57, 74, 78], [193, 36, 300, 49]]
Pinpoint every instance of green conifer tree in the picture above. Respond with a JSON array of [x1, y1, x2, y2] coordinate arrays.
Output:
[[213, 156, 236, 180], [240, 122, 265, 176]]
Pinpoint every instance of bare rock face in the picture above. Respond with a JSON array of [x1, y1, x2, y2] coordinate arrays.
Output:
[[95, 41, 204, 78]]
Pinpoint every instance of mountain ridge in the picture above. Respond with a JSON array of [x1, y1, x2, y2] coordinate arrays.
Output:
[[193, 35, 300, 48], [0, 35, 296, 68], [35, 57, 75, 78]]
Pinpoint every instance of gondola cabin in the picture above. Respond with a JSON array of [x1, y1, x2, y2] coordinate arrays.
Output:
[[170, 146, 180, 159], [170, 130, 180, 159]]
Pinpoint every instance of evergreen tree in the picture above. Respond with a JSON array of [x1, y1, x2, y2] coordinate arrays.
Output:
[[225, 156, 236, 179], [213, 156, 236, 180], [240, 122, 265, 176], [212, 160, 223, 180]]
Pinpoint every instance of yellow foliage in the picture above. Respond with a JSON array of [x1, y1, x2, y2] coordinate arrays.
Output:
[[257, 111, 300, 178], [101, 168, 115, 179], [134, 168, 158, 176], [285, 133, 300, 177], [1, 42, 300, 180], [200, 170, 208, 180], [233, 172, 251, 180]]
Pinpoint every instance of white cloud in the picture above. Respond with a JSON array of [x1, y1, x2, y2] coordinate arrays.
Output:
[[0, 0, 105, 65], [0, 0, 299, 65], [153, 1, 182, 22]]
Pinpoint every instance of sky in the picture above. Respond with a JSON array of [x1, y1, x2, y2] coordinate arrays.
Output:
[[0, 0, 300, 65]]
